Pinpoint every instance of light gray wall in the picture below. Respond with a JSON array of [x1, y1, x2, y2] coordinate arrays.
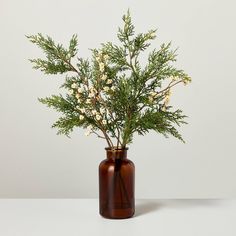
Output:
[[0, 0, 236, 198]]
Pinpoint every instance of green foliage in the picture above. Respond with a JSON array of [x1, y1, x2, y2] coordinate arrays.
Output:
[[28, 11, 191, 148], [38, 95, 75, 115], [27, 34, 78, 74]]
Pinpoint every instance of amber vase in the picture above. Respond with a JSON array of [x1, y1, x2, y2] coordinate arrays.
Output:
[[99, 147, 135, 219]]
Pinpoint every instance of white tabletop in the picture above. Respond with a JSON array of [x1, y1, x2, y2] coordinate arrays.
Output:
[[0, 199, 235, 236]]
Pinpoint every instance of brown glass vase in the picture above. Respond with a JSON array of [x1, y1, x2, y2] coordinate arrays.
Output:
[[99, 147, 135, 219]]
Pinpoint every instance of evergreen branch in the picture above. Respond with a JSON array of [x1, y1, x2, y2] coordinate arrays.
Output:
[[52, 116, 83, 136], [28, 11, 191, 147], [27, 34, 79, 74], [38, 95, 75, 115], [133, 109, 187, 142]]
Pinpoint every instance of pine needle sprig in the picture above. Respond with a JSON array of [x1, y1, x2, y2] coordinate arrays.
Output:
[[28, 11, 191, 148]]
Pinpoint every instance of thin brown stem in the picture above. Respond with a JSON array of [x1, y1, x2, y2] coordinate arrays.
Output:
[[101, 129, 112, 148], [109, 111, 122, 148], [95, 90, 123, 148], [91, 131, 106, 139], [57, 53, 89, 87], [98, 122, 113, 148], [158, 79, 184, 95], [116, 127, 121, 148], [136, 79, 184, 113]]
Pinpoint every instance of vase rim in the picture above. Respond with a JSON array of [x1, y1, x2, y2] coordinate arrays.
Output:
[[105, 146, 129, 151]]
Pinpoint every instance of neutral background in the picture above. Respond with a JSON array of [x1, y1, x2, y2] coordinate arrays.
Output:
[[0, 0, 235, 198]]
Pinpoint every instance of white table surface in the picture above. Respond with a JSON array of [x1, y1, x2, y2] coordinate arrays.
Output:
[[0, 199, 235, 236]]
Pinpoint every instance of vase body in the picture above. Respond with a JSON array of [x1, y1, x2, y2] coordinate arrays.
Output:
[[99, 147, 135, 219]]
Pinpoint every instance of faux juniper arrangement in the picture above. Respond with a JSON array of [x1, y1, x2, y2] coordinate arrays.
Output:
[[27, 11, 191, 149]]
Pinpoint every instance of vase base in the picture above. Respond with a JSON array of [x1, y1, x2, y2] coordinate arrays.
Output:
[[100, 208, 135, 219]]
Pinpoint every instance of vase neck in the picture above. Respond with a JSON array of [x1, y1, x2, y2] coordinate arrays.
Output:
[[105, 147, 128, 160]]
